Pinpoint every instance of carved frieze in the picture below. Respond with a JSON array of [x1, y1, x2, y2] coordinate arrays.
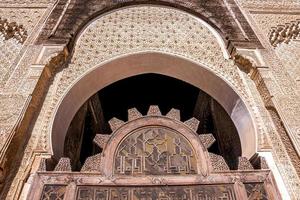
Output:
[[76, 185, 236, 200], [269, 19, 300, 47]]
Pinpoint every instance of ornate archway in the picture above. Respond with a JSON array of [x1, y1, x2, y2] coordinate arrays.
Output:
[[26, 4, 277, 199]]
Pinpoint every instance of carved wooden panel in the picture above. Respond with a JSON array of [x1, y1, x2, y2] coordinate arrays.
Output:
[[40, 185, 66, 200], [114, 126, 197, 175], [77, 185, 236, 200], [244, 183, 268, 200]]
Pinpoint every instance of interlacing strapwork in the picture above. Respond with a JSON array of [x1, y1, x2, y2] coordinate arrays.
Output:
[[114, 126, 197, 175]]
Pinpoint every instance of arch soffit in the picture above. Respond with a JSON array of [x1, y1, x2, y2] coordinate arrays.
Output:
[[43, 5, 258, 160]]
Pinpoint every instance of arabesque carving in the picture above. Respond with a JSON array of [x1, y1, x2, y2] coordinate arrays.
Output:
[[269, 19, 300, 47], [0, 18, 27, 44], [114, 126, 198, 175]]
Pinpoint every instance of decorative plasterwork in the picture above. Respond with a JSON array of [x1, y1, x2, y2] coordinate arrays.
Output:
[[0, 0, 55, 7], [275, 41, 300, 91], [237, 0, 300, 9], [0, 34, 22, 82], [269, 19, 300, 47], [0, 94, 27, 152], [32, 5, 255, 154], [250, 13, 300, 40], [0, 18, 27, 43], [0, 8, 47, 35]]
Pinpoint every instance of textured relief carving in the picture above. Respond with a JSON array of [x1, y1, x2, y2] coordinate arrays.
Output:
[[60, 5, 247, 107], [199, 134, 216, 149], [0, 0, 55, 6], [54, 158, 72, 172], [147, 105, 162, 116], [237, 157, 254, 170], [108, 118, 125, 132], [38, 158, 47, 172], [244, 183, 268, 200], [269, 19, 300, 47], [0, 34, 22, 82], [0, 8, 46, 35], [40, 185, 66, 200], [166, 108, 180, 121], [0, 94, 27, 151], [251, 12, 299, 46], [81, 154, 102, 172], [250, 13, 300, 43], [76, 185, 236, 200], [209, 153, 230, 172], [93, 134, 110, 149], [114, 126, 197, 175], [0, 18, 27, 43], [238, 0, 300, 9], [127, 108, 143, 121], [184, 117, 200, 132], [275, 41, 300, 91]]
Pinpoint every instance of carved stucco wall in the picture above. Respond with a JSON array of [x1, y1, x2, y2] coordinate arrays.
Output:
[[239, 2, 300, 155], [0, 1, 54, 154], [1, 1, 300, 200], [236, 1, 300, 198], [238, 0, 300, 9], [275, 41, 300, 93], [0, 1, 55, 198]]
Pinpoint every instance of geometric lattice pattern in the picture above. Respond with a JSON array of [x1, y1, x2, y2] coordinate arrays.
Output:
[[244, 183, 268, 200], [77, 185, 236, 200], [114, 126, 197, 175], [40, 185, 66, 200]]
